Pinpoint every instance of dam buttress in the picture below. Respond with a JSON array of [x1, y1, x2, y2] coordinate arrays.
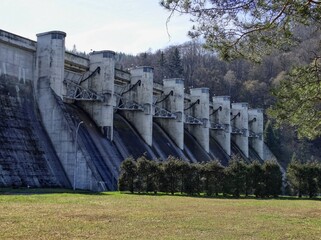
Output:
[[0, 29, 277, 191]]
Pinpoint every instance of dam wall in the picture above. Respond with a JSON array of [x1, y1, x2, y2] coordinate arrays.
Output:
[[0, 30, 70, 188], [0, 29, 272, 190]]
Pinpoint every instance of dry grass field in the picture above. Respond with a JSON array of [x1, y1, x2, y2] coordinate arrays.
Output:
[[0, 189, 320, 239]]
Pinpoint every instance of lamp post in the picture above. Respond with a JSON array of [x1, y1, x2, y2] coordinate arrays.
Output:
[[73, 120, 84, 191]]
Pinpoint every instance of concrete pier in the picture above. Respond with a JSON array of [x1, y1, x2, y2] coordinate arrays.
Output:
[[156, 78, 185, 149], [187, 88, 210, 153], [248, 109, 264, 160], [36, 30, 67, 137], [36, 31, 66, 98], [36, 31, 78, 185], [211, 96, 231, 156], [36, 31, 104, 191], [81, 50, 116, 139], [231, 103, 249, 158], [123, 66, 154, 146]]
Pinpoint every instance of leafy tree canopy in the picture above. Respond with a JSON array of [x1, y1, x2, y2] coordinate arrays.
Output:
[[161, 0, 321, 139], [160, 0, 321, 62], [269, 58, 321, 139]]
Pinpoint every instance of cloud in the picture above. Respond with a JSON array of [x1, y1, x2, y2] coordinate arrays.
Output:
[[2, 0, 193, 55], [66, 18, 191, 54]]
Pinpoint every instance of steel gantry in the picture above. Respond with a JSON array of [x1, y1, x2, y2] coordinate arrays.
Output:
[[153, 90, 177, 119], [184, 99, 204, 125], [63, 69, 104, 102], [209, 105, 227, 130], [114, 81, 145, 112]]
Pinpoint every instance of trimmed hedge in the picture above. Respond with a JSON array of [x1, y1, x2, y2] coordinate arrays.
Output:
[[118, 155, 283, 198]]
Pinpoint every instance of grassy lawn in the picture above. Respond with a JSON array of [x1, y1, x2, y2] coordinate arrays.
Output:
[[0, 189, 320, 239]]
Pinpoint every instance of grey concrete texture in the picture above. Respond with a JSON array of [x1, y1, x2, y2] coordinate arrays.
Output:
[[0, 29, 269, 191]]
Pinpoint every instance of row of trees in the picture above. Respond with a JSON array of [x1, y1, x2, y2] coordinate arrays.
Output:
[[118, 156, 283, 198], [287, 159, 321, 198], [115, 25, 321, 166], [116, 0, 321, 166]]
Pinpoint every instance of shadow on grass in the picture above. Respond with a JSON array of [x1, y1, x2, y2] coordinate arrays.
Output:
[[0, 187, 107, 196], [275, 195, 321, 201], [1, 188, 320, 201], [119, 191, 321, 201]]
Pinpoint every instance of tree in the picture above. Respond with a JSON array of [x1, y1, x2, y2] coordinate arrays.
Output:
[[136, 156, 155, 193], [150, 161, 163, 194], [269, 59, 321, 139], [223, 70, 238, 96], [287, 158, 320, 198], [139, 50, 153, 66], [163, 156, 184, 195], [183, 163, 202, 195], [241, 80, 268, 107], [161, 0, 321, 62], [223, 156, 247, 197], [202, 160, 224, 196], [287, 158, 306, 197], [264, 120, 281, 157], [249, 161, 264, 198], [159, 50, 167, 80], [304, 161, 319, 198], [167, 47, 184, 78], [317, 162, 321, 194], [118, 157, 137, 193], [262, 160, 282, 197], [161, 0, 321, 139]]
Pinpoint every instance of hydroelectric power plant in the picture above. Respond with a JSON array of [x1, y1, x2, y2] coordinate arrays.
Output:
[[0, 30, 276, 191]]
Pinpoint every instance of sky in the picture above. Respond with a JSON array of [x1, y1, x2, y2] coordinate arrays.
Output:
[[1, 0, 193, 54]]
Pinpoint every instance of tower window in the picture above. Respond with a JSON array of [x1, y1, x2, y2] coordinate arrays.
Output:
[[103, 52, 115, 58], [51, 33, 63, 39], [143, 67, 153, 73]]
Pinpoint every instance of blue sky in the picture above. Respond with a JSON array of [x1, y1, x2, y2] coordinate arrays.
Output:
[[1, 0, 192, 54]]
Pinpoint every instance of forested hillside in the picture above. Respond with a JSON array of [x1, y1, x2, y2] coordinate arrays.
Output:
[[115, 25, 321, 166]]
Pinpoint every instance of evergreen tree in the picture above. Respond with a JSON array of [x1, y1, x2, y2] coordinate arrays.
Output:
[[159, 51, 167, 80], [167, 48, 183, 78], [202, 160, 224, 196], [223, 156, 247, 197], [317, 162, 321, 195], [287, 158, 306, 197], [179, 160, 190, 194], [262, 160, 282, 197], [183, 163, 202, 195], [244, 162, 252, 197], [287, 159, 320, 198], [249, 161, 264, 198], [304, 161, 319, 198], [118, 157, 137, 193], [163, 156, 183, 195], [136, 156, 154, 193], [149, 161, 163, 194], [263, 120, 281, 157], [139, 51, 152, 66]]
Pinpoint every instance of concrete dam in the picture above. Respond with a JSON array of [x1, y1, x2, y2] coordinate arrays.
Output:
[[0, 30, 274, 191]]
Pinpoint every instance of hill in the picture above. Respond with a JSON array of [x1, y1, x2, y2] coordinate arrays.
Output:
[[115, 25, 321, 166]]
